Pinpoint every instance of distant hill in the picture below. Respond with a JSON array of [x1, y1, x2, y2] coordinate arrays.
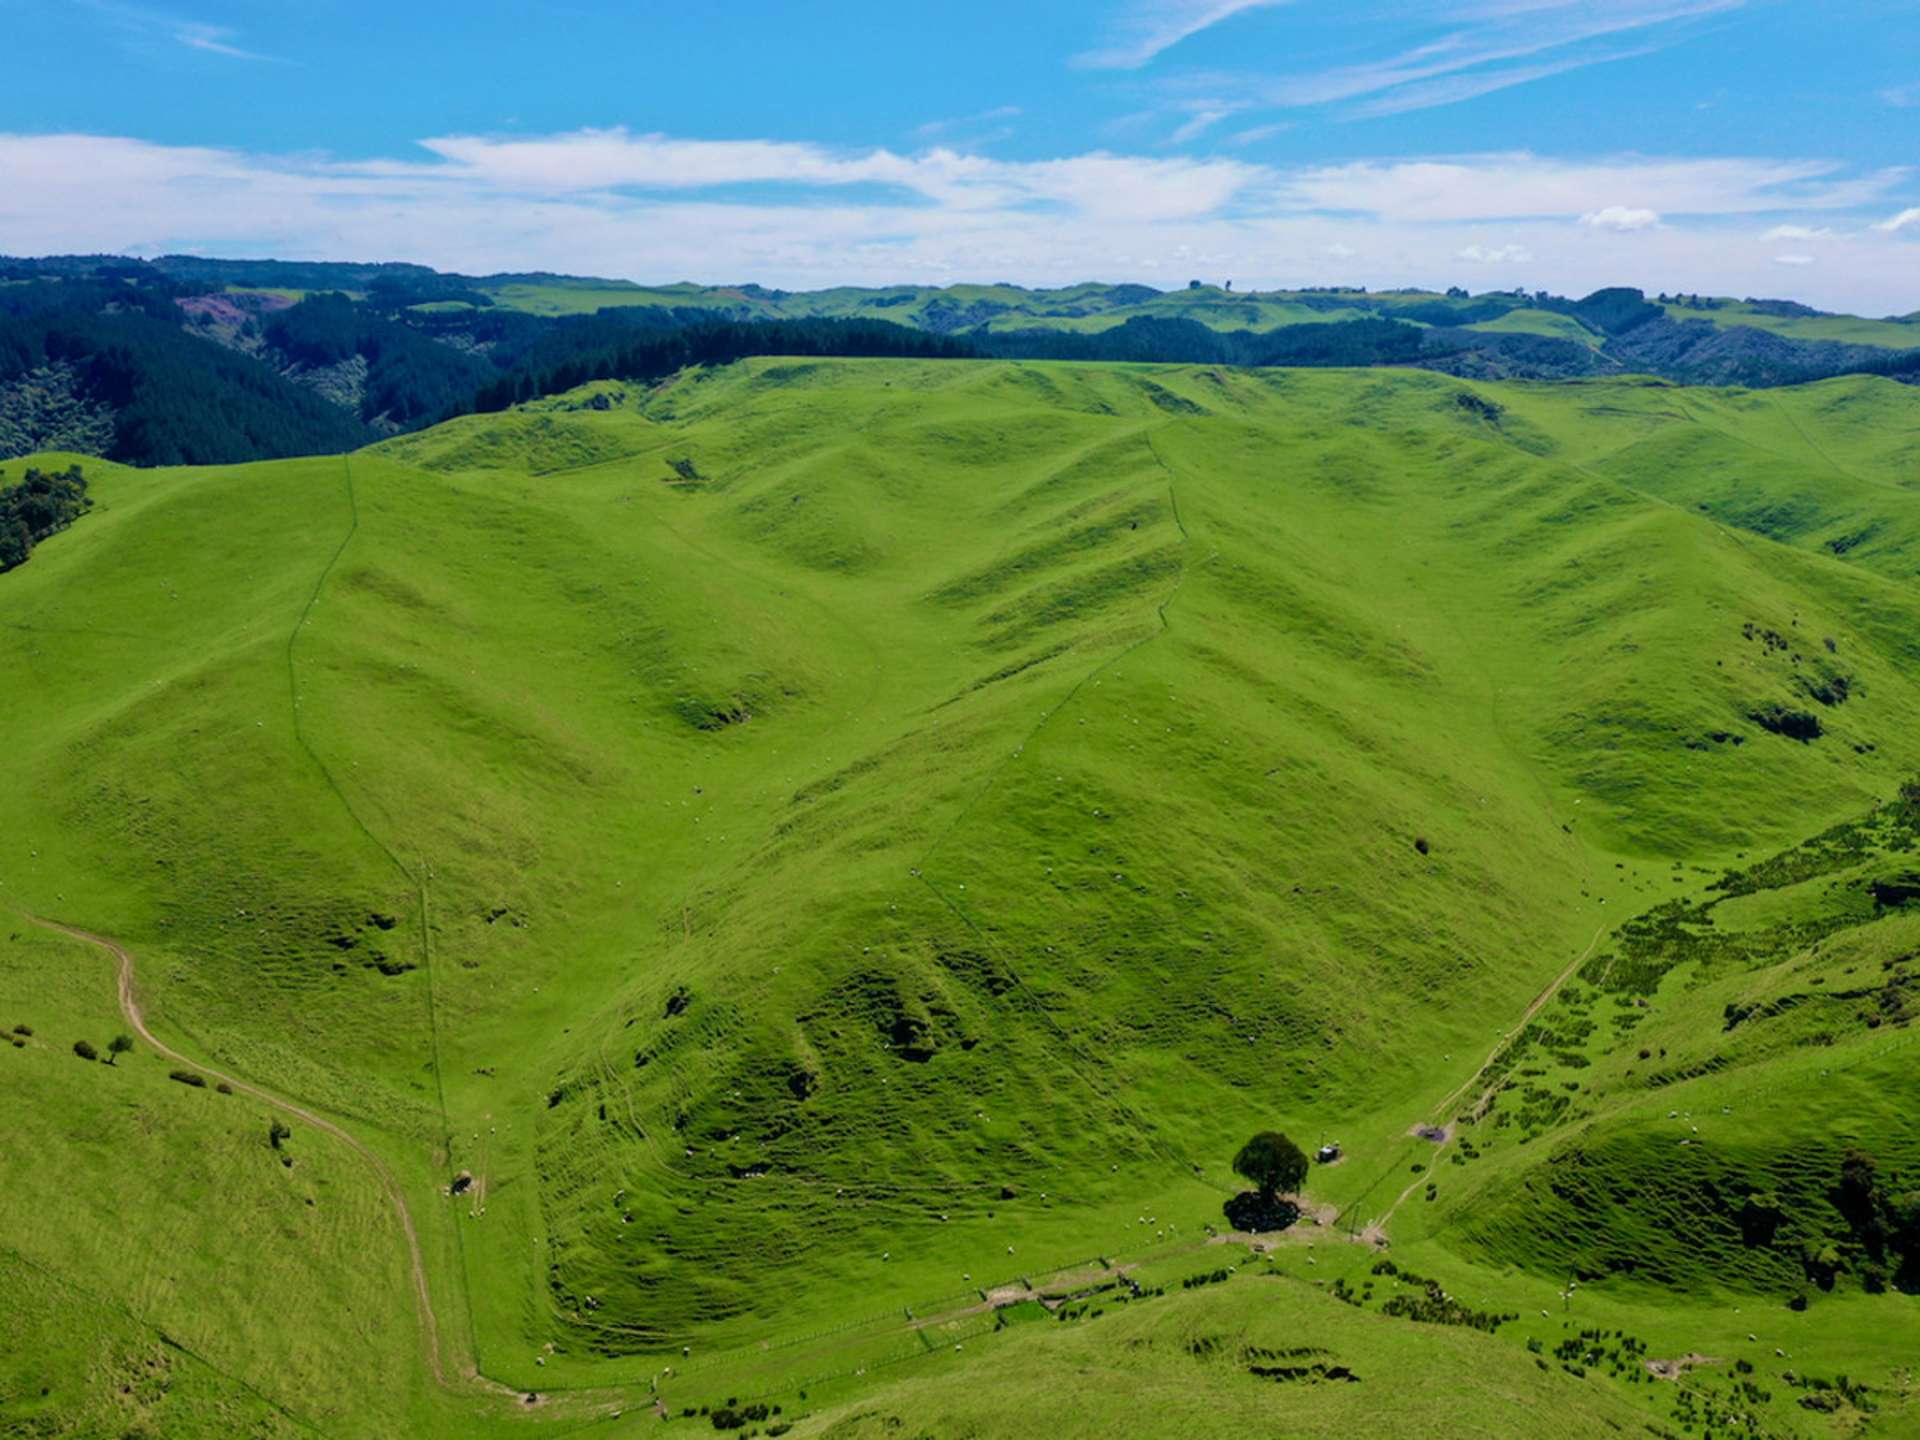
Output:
[[4, 253, 1917, 467]]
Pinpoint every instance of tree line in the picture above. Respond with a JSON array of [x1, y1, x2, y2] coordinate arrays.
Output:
[[2, 280, 370, 465], [261, 292, 494, 427], [469, 316, 975, 413]]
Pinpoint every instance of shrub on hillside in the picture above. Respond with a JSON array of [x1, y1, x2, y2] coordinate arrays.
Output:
[[71, 1039, 97, 1061], [0, 464, 90, 572]]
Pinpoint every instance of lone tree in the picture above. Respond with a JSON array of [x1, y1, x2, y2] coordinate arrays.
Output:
[[106, 1034, 134, 1065], [1234, 1131, 1308, 1202]]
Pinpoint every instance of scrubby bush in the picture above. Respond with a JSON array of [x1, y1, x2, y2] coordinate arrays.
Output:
[[72, 1039, 97, 1061], [0, 465, 91, 573], [168, 1069, 207, 1088]]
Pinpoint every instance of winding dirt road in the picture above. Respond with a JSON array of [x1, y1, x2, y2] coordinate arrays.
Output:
[[28, 915, 449, 1388]]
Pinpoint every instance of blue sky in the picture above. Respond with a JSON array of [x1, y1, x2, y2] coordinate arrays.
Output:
[[1, 0, 1916, 309]]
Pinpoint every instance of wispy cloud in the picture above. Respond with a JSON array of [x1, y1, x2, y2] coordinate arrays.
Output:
[[1075, 0, 1293, 70], [1881, 84, 1920, 109], [1167, 109, 1233, 145], [913, 106, 1022, 141], [1163, 0, 1746, 120], [1346, 45, 1660, 119], [79, 0, 279, 61], [1226, 121, 1292, 147], [1876, 208, 1920, 234]]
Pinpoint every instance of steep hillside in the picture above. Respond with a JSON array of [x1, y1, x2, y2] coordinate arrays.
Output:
[[0, 280, 376, 464], [3, 360, 1918, 1437]]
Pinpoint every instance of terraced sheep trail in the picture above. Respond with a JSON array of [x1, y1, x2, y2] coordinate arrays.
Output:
[[26, 915, 458, 1390]]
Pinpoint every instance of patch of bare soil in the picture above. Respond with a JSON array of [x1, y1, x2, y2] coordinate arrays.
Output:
[[1646, 1354, 1718, 1381]]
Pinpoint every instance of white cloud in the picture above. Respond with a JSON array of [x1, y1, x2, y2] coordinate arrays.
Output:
[[1882, 84, 1920, 109], [1, 130, 1915, 312], [1761, 224, 1832, 241], [397, 129, 1263, 222], [1076, 0, 1293, 70], [1457, 243, 1534, 263], [414, 130, 924, 194], [1278, 154, 1901, 224], [1772, 254, 1815, 266], [1581, 205, 1661, 231]]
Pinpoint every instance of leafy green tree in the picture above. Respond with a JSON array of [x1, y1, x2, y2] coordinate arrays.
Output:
[[1233, 1131, 1308, 1201], [106, 1033, 133, 1065], [0, 465, 90, 573]]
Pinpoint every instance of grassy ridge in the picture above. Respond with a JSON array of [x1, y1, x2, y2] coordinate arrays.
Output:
[[3, 360, 1920, 1435]]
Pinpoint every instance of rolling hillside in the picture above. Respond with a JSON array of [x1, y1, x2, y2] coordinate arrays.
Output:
[[3, 360, 1919, 1437], [9, 256, 1919, 476]]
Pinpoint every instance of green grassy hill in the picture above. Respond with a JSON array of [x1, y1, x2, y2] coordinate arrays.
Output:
[[3, 360, 1918, 1437], [1659, 300, 1920, 350]]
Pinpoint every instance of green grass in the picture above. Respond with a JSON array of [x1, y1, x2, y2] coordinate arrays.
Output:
[[484, 280, 719, 316], [1660, 300, 1920, 350], [4, 358, 1920, 1436], [1466, 308, 1606, 346]]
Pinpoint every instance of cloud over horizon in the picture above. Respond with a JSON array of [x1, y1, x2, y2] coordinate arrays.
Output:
[[0, 128, 1914, 311]]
